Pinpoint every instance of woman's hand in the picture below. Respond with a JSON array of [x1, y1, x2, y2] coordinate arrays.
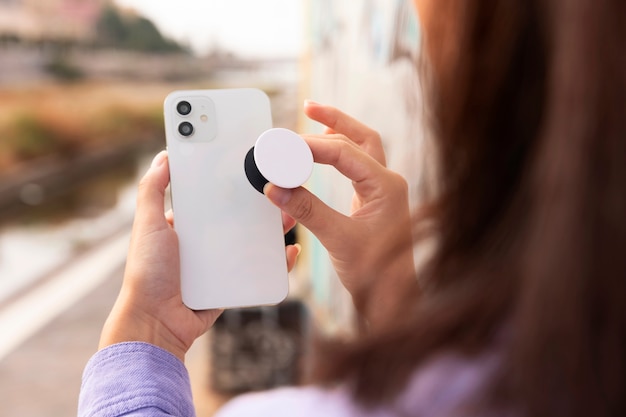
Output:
[[264, 102, 419, 328], [99, 151, 300, 361]]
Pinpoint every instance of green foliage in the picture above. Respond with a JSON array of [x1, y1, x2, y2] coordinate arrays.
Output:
[[96, 6, 186, 53], [43, 53, 85, 82], [6, 114, 63, 159], [97, 6, 128, 45], [1, 105, 163, 167], [92, 105, 164, 142]]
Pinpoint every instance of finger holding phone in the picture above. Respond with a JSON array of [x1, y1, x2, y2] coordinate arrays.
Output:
[[265, 101, 419, 328]]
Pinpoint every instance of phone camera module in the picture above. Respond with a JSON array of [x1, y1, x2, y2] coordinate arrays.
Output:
[[178, 121, 194, 137], [176, 100, 192, 116]]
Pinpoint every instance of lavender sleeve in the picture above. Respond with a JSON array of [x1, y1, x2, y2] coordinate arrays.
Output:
[[78, 342, 499, 417], [78, 342, 196, 417]]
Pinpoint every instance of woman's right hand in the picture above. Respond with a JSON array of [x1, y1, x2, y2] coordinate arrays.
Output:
[[264, 101, 419, 328]]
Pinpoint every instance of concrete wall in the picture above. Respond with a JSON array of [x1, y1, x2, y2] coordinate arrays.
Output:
[[299, 0, 428, 331]]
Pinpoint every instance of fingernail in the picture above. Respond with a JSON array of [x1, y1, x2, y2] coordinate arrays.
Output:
[[294, 243, 302, 257], [264, 183, 293, 206], [304, 99, 320, 107], [151, 150, 167, 168]]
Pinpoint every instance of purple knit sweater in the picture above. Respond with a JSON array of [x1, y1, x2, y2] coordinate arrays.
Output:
[[78, 342, 497, 417]]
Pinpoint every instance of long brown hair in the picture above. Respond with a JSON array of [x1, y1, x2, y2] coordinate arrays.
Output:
[[314, 1, 626, 416]]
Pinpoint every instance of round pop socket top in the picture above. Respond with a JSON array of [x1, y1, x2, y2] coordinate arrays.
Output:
[[253, 128, 313, 189]]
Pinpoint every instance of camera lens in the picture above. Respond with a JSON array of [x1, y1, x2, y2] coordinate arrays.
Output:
[[178, 121, 194, 137], [176, 101, 192, 116]]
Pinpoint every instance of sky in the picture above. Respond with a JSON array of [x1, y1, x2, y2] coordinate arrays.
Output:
[[114, 0, 304, 58]]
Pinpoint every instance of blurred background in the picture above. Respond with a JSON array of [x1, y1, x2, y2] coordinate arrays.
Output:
[[0, 0, 424, 415]]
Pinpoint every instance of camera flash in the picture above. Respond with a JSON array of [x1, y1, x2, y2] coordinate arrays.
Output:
[[200, 114, 208, 122]]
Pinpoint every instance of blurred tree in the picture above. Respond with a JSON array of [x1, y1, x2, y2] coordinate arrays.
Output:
[[95, 5, 185, 53], [97, 6, 129, 46]]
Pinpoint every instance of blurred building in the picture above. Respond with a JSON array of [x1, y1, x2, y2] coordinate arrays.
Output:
[[300, 0, 426, 333], [0, 0, 105, 42]]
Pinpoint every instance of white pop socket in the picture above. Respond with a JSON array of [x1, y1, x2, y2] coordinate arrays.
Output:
[[245, 128, 313, 193]]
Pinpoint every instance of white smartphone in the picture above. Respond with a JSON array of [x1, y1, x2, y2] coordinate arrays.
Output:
[[163, 88, 289, 310]]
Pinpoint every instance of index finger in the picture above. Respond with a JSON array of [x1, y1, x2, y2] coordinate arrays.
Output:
[[304, 101, 387, 166], [304, 135, 387, 197]]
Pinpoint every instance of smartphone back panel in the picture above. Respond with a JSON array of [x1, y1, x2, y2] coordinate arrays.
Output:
[[164, 88, 289, 309]]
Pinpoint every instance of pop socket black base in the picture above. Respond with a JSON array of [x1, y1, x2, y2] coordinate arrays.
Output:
[[244, 146, 269, 194], [245, 128, 313, 194]]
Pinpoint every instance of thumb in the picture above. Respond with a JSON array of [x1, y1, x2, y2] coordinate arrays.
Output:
[[135, 150, 170, 230], [264, 183, 348, 246]]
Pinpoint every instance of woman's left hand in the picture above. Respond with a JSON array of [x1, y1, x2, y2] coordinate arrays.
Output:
[[99, 151, 299, 361]]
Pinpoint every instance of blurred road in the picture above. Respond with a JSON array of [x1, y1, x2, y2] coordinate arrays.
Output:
[[0, 237, 230, 416], [0, 258, 126, 416]]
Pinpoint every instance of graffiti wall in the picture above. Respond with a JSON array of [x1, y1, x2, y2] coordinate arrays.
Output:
[[300, 0, 427, 330]]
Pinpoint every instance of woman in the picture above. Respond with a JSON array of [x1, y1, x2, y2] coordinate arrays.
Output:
[[78, 0, 626, 416]]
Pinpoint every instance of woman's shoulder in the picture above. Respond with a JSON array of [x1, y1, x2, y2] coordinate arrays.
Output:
[[215, 350, 499, 417], [396, 350, 500, 415], [214, 384, 376, 417]]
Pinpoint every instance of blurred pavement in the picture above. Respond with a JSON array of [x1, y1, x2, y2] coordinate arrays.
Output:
[[0, 239, 231, 417]]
